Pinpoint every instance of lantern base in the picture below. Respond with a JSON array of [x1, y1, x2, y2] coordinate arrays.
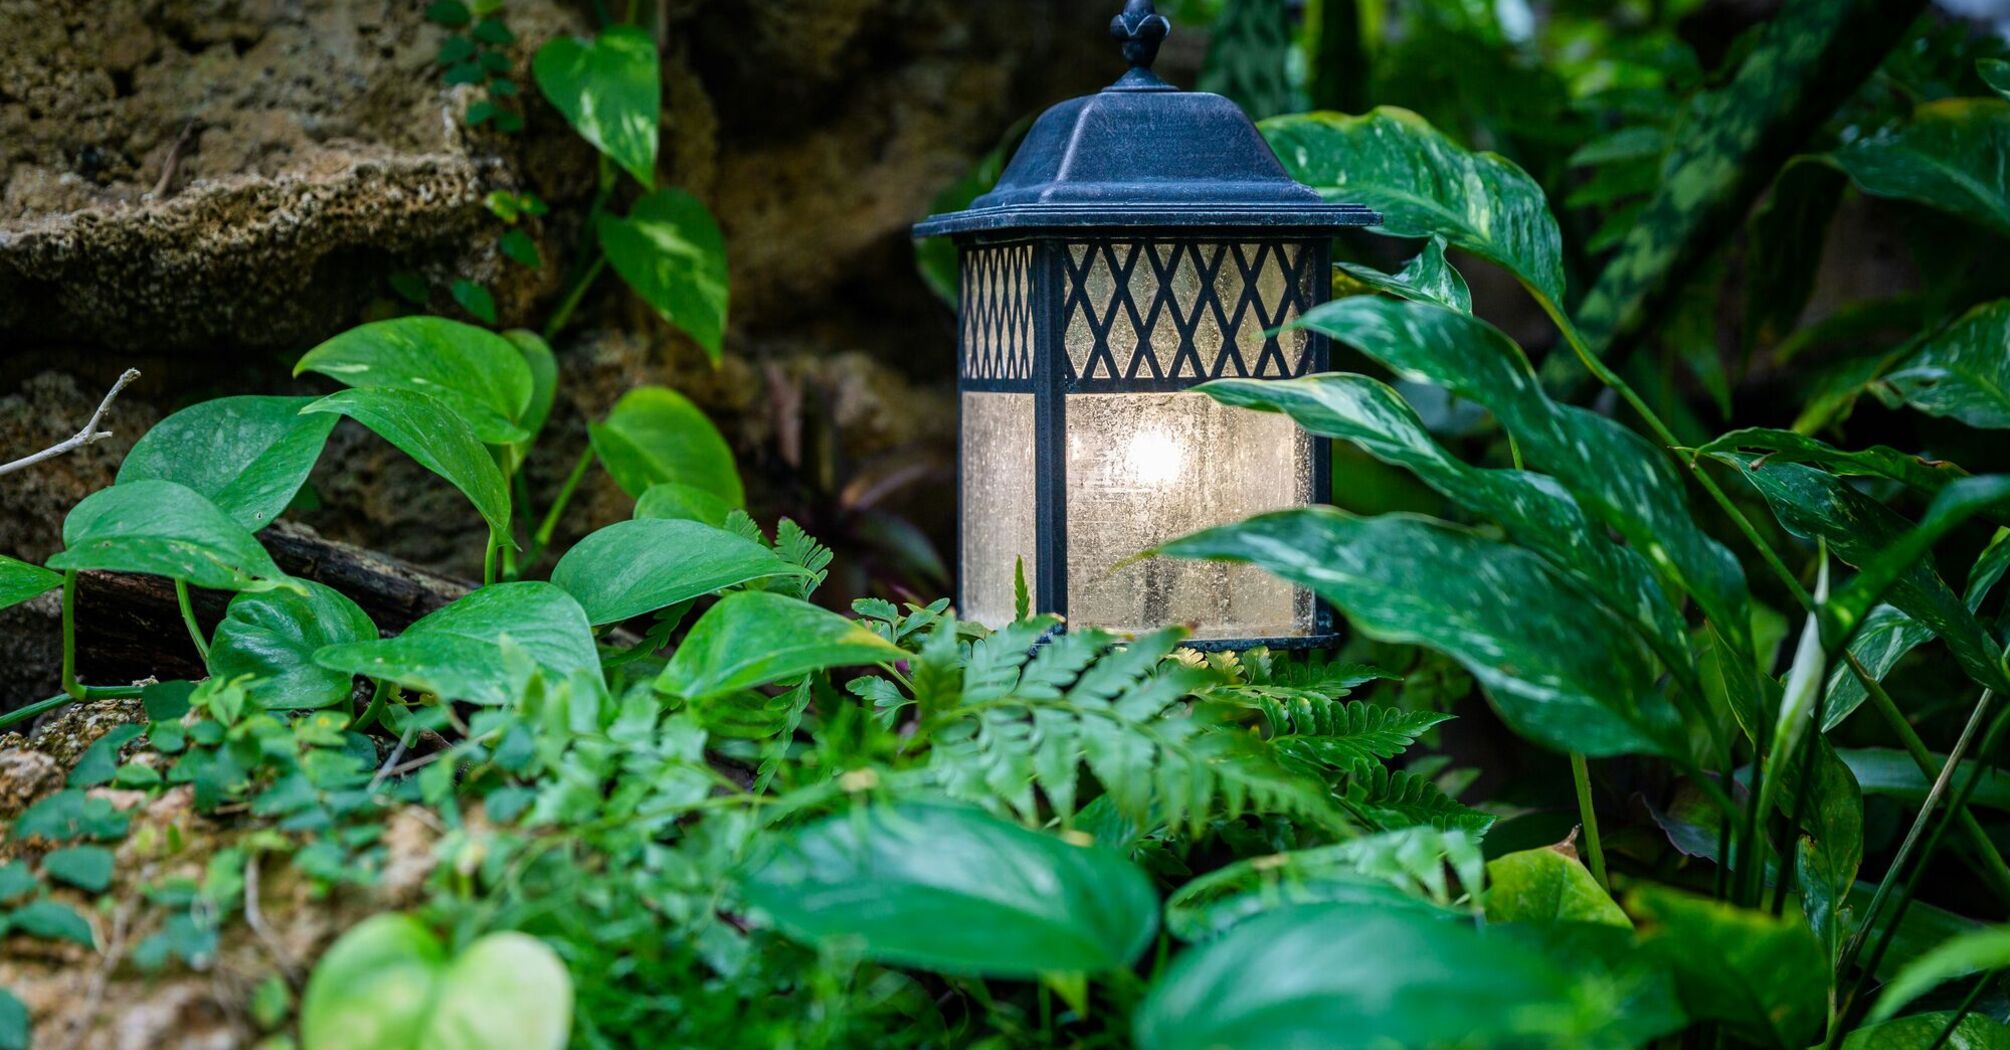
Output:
[[1162, 631, 1343, 654]]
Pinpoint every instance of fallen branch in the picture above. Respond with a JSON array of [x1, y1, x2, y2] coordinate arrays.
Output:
[[0, 369, 142, 477]]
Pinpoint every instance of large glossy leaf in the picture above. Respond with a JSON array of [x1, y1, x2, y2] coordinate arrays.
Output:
[[1202, 374, 1699, 711], [1135, 903, 1656, 1050], [117, 395, 338, 530], [48, 480, 288, 592], [1839, 748, 2010, 813], [1697, 428, 1969, 497], [743, 803, 1156, 977], [1880, 299, 2010, 430], [1333, 235, 1472, 314], [300, 914, 571, 1050], [655, 591, 903, 700], [1263, 107, 1565, 307], [1164, 828, 1482, 940], [598, 189, 728, 362], [1570, 0, 1920, 356], [1870, 926, 2010, 1023], [1628, 886, 1827, 1048], [588, 386, 742, 504], [1845, 1012, 2010, 1050], [1825, 531, 2010, 728], [294, 317, 534, 445], [208, 581, 377, 710], [315, 583, 597, 705], [502, 329, 559, 473], [632, 482, 735, 527], [1709, 458, 2009, 694], [1829, 98, 2010, 240], [550, 518, 807, 625], [531, 25, 659, 187], [0, 555, 60, 611], [1161, 508, 1685, 758], [1291, 297, 1757, 701], [1484, 846, 1629, 928], [303, 388, 510, 537]]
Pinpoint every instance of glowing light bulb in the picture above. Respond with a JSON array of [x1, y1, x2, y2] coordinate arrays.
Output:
[[1123, 427, 1184, 486]]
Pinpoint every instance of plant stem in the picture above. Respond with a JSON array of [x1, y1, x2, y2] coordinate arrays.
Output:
[[1836, 690, 2004, 1026], [483, 529, 500, 587], [0, 685, 148, 732], [1570, 752, 1608, 888], [542, 255, 608, 343], [174, 579, 210, 661], [61, 570, 82, 700], [352, 679, 392, 733], [528, 445, 597, 563], [1849, 652, 2010, 902]]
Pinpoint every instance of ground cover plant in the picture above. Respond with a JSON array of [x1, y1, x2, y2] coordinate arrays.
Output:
[[8, 0, 2010, 1047]]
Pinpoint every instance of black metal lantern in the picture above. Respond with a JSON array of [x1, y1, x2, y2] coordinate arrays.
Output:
[[916, 0, 1378, 649]]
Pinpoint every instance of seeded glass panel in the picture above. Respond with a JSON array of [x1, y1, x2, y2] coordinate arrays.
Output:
[[1065, 392, 1314, 639], [1062, 241, 1313, 382], [960, 392, 1038, 628]]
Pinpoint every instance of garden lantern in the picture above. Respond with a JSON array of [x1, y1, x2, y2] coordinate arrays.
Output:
[[916, 0, 1377, 648]]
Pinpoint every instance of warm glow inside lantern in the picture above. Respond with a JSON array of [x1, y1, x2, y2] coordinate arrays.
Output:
[[916, 0, 1377, 648]]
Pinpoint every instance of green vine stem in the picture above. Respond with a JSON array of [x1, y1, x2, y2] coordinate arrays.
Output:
[[175, 579, 210, 661], [527, 445, 597, 565], [60, 569, 82, 700], [1570, 752, 1608, 888]]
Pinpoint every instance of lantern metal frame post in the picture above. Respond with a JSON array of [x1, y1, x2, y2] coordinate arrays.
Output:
[[919, 0, 1378, 651]]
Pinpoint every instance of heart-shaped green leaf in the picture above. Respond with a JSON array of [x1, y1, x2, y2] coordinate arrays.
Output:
[[551, 518, 807, 626], [0, 555, 61, 611], [599, 189, 729, 362], [315, 582, 596, 705], [208, 581, 378, 710], [633, 482, 736, 526], [588, 386, 742, 504], [1484, 847, 1629, 928], [295, 316, 535, 445], [1828, 98, 2010, 239], [117, 395, 338, 530], [655, 590, 902, 700], [303, 388, 511, 537], [1262, 107, 1565, 308], [743, 803, 1158, 977], [1881, 299, 2010, 430], [1162, 507, 1685, 758], [1628, 887, 1826, 1048], [48, 480, 288, 592], [300, 914, 571, 1050], [1135, 903, 1650, 1050], [532, 25, 659, 187]]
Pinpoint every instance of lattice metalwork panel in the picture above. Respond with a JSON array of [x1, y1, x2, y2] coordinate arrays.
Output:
[[960, 244, 1036, 382], [1061, 240, 1316, 385]]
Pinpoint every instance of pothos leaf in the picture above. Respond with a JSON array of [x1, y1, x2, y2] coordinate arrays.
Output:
[[303, 387, 511, 538], [294, 316, 534, 445], [48, 480, 291, 592], [531, 25, 659, 188], [117, 395, 338, 530], [598, 189, 729, 362], [1263, 107, 1565, 308], [0, 555, 61, 611]]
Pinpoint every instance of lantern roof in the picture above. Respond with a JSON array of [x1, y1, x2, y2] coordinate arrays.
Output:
[[914, 0, 1379, 238]]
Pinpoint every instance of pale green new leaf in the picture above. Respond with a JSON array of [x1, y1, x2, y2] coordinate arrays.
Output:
[[532, 25, 659, 187], [550, 518, 808, 625], [655, 591, 903, 700], [1262, 107, 1565, 306], [300, 914, 572, 1050], [295, 316, 534, 444], [633, 482, 735, 527], [314, 583, 597, 705], [588, 386, 742, 504], [1162, 507, 1685, 758], [1485, 847, 1629, 928], [303, 388, 511, 538], [742, 803, 1157, 977], [48, 480, 288, 592], [117, 395, 338, 530], [598, 189, 729, 362]]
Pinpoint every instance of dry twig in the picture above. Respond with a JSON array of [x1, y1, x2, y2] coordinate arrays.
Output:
[[0, 369, 142, 477]]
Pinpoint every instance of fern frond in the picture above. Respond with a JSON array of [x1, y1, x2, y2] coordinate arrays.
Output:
[[1347, 766, 1494, 834], [1265, 699, 1453, 772], [773, 518, 832, 599]]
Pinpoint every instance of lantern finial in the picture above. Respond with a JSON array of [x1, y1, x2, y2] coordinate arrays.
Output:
[[1109, 0, 1173, 90]]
